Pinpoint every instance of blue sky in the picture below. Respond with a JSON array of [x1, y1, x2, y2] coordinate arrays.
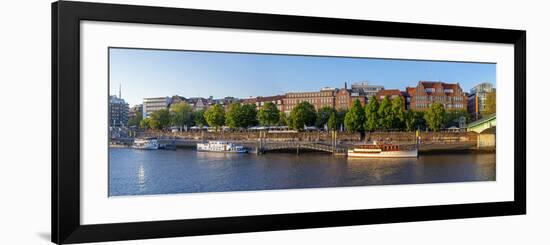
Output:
[[109, 48, 496, 106]]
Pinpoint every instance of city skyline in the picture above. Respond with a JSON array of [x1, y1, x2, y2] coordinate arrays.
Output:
[[109, 48, 496, 106]]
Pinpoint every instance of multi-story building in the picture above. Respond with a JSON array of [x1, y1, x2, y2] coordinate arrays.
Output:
[[350, 81, 384, 99], [284, 87, 337, 114], [109, 95, 129, 127], [375, 89, 404, 101], [168, 95, 187, 109], [406, 81, 468, 111], [468, 82, 496, 120], [335, 87, 366, 111], [242, 95, 285, 111], [186, 97, 209, 111], [143, 97, 169, 118], [128, 104, 143, 120]]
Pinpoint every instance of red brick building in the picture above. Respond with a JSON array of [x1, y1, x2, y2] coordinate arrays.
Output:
[[375, 89, 405, 101], [242, 95, 285, 112], [335, 88, 366, 110], [406, 81, 468, 111], [284, 88, 337, 113]]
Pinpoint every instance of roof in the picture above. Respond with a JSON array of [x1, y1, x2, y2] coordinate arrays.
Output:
[[376, 89, 403, 97], [242, 95, 285, 103], [417, 81, 463, 95]]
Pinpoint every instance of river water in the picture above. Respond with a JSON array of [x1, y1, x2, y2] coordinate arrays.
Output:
[[108, 148, 495, 196]]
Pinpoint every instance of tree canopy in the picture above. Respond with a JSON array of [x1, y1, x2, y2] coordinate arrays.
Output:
[[193, 109, 207, 127], [258, 102, 280, 126], [377, 97, 393, 131], [445, 109, 469, 128], [316, 106, 335, 128], [170, 102, 194, 128], [424, 102, 446, 131], [344, 99, 365, 132], [390, 96, 405, 129], [148, 109, 170, 130], [204, 104, 225, 130], [404, 110, 425, 132], [364, 96, 379, 132], [225, 103, 258, 129], [128, 110, 142, 127], [482, 91, 496, 116], [278, 111, 288, 126], [288, 101, 317, 130]]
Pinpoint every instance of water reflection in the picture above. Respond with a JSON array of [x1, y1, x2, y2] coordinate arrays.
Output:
[[109, 148, 496, 196], [137, 164, 146, 191]]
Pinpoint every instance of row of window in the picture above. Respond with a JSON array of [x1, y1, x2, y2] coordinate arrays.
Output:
[[413, 103, 465, 109], [424, 88, 456, 93], [414, 96, 464, 102], [285, 98, 334, 105], [287, 92, 333, 98]]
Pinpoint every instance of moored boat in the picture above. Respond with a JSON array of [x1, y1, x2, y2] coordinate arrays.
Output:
[[197, 141, 247, 153], [347, 141, 417, 158], [132, 138, 159, 150]]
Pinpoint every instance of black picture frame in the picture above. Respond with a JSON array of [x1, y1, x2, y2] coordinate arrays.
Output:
[[52, 1, 526, 244]]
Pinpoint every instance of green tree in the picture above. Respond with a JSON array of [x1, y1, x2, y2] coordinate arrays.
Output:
[[128, 110, 143, 127], [149, 109, 170, 130], [288, 101, 317, 130], [424, 102, 446, 131], [193, 110, 207, 127], [404, 110, 425, 132], [316, 106, 335, 128], [225, 103, 243, 129], [225, 103, 258, 129], [170, 102, 194, 129], [258, 101, 280, 126], [336, 109, 347, 131], [278, 111, 288, 126], [482, 91, 496, 116], [344, 99, 365, 132], [240, 104, 258, 128], [364, 96, 379, 132], [139, 117, 151, 129], [445, 109, 470, 128], [377, 96, 393, 131], [204, 104, 225, 130], [327, 111, 338, 130], [390, 96, 405, 130]]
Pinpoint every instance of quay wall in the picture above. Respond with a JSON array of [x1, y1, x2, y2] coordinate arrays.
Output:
[[136, 130, 479, 143]]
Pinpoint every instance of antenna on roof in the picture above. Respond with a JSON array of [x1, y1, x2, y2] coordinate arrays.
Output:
[[119, 82, 122, 99]]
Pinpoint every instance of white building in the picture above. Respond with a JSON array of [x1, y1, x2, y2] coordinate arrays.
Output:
[[143, 97, 169, 118]]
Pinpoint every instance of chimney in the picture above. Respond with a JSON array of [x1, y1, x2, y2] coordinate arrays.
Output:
[[344, 82, 347, 89]]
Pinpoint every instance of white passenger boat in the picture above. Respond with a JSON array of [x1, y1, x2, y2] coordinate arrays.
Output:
[[348, 141, 417, 158], [197, 141, 247, 153], [132, 138, 159, 150]]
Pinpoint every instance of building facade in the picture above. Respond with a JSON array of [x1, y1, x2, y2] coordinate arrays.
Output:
[[143, 97, 169, 118], [242, 95, 285, 112], [350, 81, 384, 99], [284, 88, 337, 114], [468, 82, 496, 120], [168, 95, 187, 109], [109, 95, 129, 127], [335, 88, 366, 110], [407, 81, 468, 111], [375, 89, 404, 101], [186, 97, 209, 111], [128, 104, 143, 120]]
